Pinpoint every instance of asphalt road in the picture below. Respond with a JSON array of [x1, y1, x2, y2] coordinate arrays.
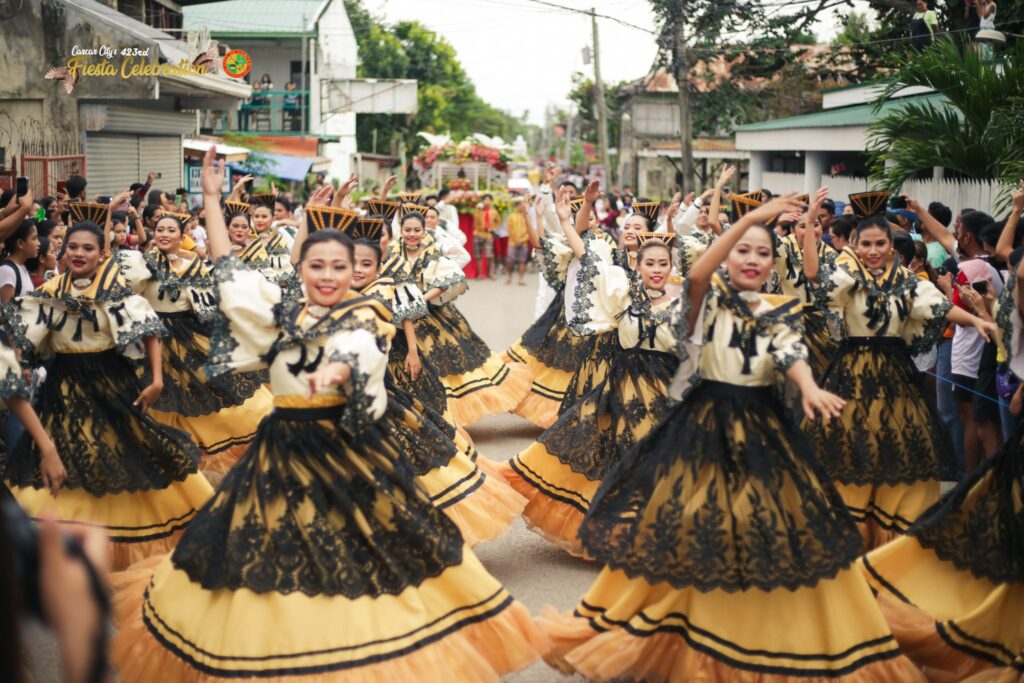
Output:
[[25, 271, 596, 683], [457, 273, 598, 683]]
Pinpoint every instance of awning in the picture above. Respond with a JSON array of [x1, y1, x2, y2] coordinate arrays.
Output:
[[233, 152, 313, 182], [184, 138, 250, 162]]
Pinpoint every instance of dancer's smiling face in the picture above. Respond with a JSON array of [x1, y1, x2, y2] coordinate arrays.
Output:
[[621, 215, 646, 251], [352, 243, 380, 290], [301, 239, 353, 307], [65, 228, 103, 279], [855, 226, 892, 270], [154, 217, 183, 254], [252, 206, 273, 233], [727, 225, 775, 291], [638, 243, 671, 292], [794, 214, 822, 242], [228, 215, 250, 246], [401, 217, 425, 250]]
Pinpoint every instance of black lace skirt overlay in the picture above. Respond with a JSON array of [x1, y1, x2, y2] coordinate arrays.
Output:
[[580, 381, 864, 592], [380, 382, 460, 477], [909, 422, 1024, 584], [147, 312, 265, 416], [539, 347, 678, 481], [2, 351, 200, 495], [559, 332, 618, 411], [388, 332, 450, 418], [804, 337, 956, 485], [516, 291, 597, 372], [803, 306, 837, 380], [170, 405, 465, 598], [413, 305, 492, 378]]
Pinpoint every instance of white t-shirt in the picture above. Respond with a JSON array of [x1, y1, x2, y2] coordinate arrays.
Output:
[[191, 225, 208, 248], [951, 257, 1004, 379], [0, 261, 32, 296]]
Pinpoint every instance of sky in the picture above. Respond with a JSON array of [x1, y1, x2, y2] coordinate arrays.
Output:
[[365, 0, 869, 125]]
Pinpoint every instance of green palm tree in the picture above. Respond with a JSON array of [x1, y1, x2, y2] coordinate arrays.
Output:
[[867, 40, 1024, 209]]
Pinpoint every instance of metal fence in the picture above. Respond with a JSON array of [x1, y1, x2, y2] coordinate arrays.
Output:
[[21, 155, 87, 197]]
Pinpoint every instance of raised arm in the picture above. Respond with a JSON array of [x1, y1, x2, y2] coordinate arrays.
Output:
[[0, 190, 34, 242], [708, 166, 735, 237], [803, 186, 829, 283], [529, 195, 545, 247], [995, 181, 1024, 264], [201, 147, 233, 261], [228, 174, 253, 202], [289, 186, 333, 266], [331, 174, 359, 209], [906, 195, 955, 257], [685, 194, 802, 331], [379, 175, 397, 200], [564, 180, 599, 258]]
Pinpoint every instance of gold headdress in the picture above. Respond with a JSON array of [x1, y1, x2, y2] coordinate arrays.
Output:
[[731, 192, 763, 218], [158, 209, 191, 224], [398, 202, 430, 220], [224, 199, 251, 216], [251, 193, 276, 208], [847, 191, 890, 219], [568, 197, 585, 216], [397, 191, 422, 205], [630, 201, 660, 225], [345, 217, 385, 242], [67, 201, 109, 225], [305, 205, 359, 232], [366, 199, 400, 222], [635, 231, 676, 247]]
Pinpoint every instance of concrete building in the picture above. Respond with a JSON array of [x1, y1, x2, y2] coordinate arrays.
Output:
[[183, 0, 360, 182], [616, 69, 747, 199], [734, 83, 938, 194], [0, 0, 249, 196]]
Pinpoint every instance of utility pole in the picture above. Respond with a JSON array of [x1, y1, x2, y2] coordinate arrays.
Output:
[[563, 104, 574, 167], [674, 11, 695, 193], [591, 9, 612, 186]]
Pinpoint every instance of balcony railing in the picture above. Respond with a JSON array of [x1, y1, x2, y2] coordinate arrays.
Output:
[[206, 89, 310, 136]]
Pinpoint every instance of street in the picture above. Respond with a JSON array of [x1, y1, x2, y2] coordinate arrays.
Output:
[[457, 274, 598, 683], [24, 272, 596, 683]]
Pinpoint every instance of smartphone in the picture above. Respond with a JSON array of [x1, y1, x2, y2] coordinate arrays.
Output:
[[16, 176, 28, 197], [972, 281, 989, 296], [890, 195, 908, 209], [97, 195, 112, 205]]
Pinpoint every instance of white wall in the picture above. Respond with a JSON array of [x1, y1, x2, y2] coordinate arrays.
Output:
[[314, 0, 358, 181], [761, 172, 804, 193]]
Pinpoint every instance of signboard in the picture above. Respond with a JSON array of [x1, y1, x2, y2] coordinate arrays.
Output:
[[322, 79, 418, 116], [186, 162, 230, 195]]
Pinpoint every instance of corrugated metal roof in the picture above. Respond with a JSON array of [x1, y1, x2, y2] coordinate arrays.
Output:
[[183, 0, 326, 35], [733, 93, 948, 132]]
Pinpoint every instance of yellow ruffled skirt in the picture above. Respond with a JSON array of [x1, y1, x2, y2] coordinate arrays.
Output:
[[504, 291, 596, 428], [9, 474, 212, 570], [414, 304, 532, 426], [804, 337, 954, 550], [111, 395, 548, 681], [860, 436, 1024, 682], [150, 386, 273, 485], [540, 566, 926, 682]]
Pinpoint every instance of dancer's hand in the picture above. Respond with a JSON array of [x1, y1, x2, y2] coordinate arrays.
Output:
[[801, 386, 846, 421], [405, 350, 421, 381], [306, 362, 351, 398], [39, 440, 66, 496], [134, 381, 163, 413], [973, 318, 997, 342]]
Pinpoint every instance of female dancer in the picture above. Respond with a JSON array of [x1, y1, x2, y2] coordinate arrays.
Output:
[[774, 188, 838, 378], [2, 221, 212, 570], [541, 195, 925, 683], [295, 206, 525, 545], [504, 192, 592, 427], [114, 211, 274, 484], [804, 214, 994, 549], [382, 210, 530, 426], [503, 181, 681, 556], [112, 148, 545, 682], [859, 252, 1024, 681]]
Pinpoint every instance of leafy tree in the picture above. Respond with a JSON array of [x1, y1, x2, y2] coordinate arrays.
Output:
[[343, 0, 528, 154], [867, 40, 1024, 207]]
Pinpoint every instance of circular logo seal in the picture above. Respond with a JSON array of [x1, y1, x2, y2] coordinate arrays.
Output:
[[222, 49, 252, 79]]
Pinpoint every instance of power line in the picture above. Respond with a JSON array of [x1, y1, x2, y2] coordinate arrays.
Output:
[[516, 0, 657, 34]]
